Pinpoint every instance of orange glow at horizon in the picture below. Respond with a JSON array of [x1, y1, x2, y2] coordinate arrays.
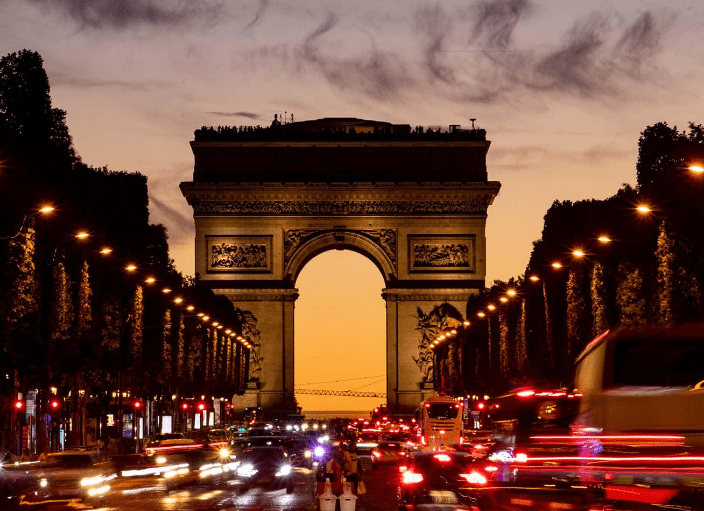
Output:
[[295, 251, 386, 412]]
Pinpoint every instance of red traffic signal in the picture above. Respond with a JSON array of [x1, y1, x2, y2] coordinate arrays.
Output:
[[49, 399, 60, 410], [14, 400, 24, 411], [133, 401, 142, 410], [181, 402, 189, 411], [197, 402, 206, 411]]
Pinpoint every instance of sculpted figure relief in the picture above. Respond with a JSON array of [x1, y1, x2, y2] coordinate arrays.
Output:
[[193, 199, 490, 216], [284, 228, 397, 267], [413, 243, 470, 267], [211, 243, 267, 269]]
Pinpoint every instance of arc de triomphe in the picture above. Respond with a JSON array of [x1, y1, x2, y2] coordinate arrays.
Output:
[[180, 118, 500, 415]]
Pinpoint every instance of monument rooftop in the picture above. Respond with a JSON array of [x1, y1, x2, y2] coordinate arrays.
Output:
[[189, 117, 491, 183]]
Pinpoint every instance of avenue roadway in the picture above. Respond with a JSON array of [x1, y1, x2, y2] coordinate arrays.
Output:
[[93, 456, 397, 511]]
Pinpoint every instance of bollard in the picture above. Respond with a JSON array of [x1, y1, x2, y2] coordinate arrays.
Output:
[[319, 480, 338, 511], [339, 481, 358, 511]]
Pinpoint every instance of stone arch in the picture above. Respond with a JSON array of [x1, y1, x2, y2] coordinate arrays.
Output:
[[285, 230, 397, 285]]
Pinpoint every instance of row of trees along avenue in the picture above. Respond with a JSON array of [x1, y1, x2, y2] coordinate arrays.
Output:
[[0, 50, 250, 456], [450, 123, 704, 397]]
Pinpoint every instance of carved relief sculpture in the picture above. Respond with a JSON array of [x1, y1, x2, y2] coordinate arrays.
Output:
[[409, 236, 475, 272], [207, 236, 272, 273], [284, 228, 397, 268]]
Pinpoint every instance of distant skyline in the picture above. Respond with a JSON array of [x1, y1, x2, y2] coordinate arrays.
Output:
[[2, 0, 703, 410]]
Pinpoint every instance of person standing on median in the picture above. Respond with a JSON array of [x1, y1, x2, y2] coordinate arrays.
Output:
[[341, 443, 363, 493]]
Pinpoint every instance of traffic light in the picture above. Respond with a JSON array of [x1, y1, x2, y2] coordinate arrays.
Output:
[[197, 402, 206, 412], [49, 399, 60, 411], [133, 400, 142, 410], [181, 402, 189, 411], [14, 400, 24, 411]]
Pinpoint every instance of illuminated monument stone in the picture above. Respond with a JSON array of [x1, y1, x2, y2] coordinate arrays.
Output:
[[180, 118, 500, 415]]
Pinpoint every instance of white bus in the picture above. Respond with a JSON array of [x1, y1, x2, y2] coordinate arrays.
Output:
[[418, 395, 464, 451]]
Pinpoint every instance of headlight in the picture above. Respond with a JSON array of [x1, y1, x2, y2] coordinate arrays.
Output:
[[40, 478, 48, 488], [237, 463, 257, 477], [304, 450, 312, 458], [156, 456, 167, 464], [81, 475, 108, 487], [313, 446, 325, 458], [275, 464, 292, 477], [219, 448, 230, 458]]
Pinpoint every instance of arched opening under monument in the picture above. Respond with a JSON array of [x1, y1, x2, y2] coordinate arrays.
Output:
[[294, 250, 386, 416]]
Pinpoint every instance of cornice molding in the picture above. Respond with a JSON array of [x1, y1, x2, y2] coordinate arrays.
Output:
[[382, 288, 480, 301]]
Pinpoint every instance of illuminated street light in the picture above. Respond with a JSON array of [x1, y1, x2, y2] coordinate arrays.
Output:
[[174, 297, 183, 304], [202, 315, 210, 321], [462, 320, 470, 327], [477, 312, 486, 318], [125, 264, 137, 272], [507, 289, 517, 297], [197, 312, 205, 317], [212, 322, 219, 327], [162, 288, 171, 294], [552, 262, 562, 269], [100, 247, 112, 255], [39, 205, 54, 214], [529, 275, 540, 282], [487, 304, 496, 311], [636, 205, 652, 214], [572, 249, 585, 257], [597, 236, 611, 243], [689, 165, 704, 174], [75, 231, 89, 240], [145, 277, 156, 284], [499, 297, 508, 303], [217, 325, 223, 329], [186, 305, 195, 311]]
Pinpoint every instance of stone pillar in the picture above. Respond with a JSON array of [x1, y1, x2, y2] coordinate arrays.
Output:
[[383, 288, 478, 415], [217, 289, 298, 416]]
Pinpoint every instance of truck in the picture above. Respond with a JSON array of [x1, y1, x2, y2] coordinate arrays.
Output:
[[484, 325, 704, 511]]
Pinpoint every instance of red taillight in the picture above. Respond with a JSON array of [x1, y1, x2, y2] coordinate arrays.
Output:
[[434, 453, 451, 462], [402, 470, 423, 484], [517, 390, 535, 398], [372, 450, 381, 458], [460, 471, 488, 485]]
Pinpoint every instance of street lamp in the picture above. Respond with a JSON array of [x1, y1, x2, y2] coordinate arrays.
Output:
[[597, 235, 611, 243], [689, 165, 704, 174], [636, 205, 652, 214]]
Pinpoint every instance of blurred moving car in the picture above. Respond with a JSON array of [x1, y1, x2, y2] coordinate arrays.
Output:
[[371, 440, 408, 469], [286, 436, 316, 468], [150, 439, 235, 491], [1, 449, 116, 507], [398, 451, 494, 511], [235, 446, 294, 493]]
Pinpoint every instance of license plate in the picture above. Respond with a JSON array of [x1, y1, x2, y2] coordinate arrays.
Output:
[[429, 490, 458, 504], [258, 476, 273, 484]]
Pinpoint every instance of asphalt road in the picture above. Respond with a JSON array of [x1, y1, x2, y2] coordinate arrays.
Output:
[[85, 455, 399, 511]]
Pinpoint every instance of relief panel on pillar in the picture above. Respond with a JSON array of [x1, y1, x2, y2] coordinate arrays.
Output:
[[206, 236, 273, 274], [408, 235, 476, 273]]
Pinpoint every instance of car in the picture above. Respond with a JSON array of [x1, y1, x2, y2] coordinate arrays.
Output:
[[370, 440, 409, 469], [235, 446, 294, 493], [186, 428, 232, 457], [150, 439, 234, 491], [398, 451, 495, 511], [286, 436, 317, 468], [1, 449, 117, 507]]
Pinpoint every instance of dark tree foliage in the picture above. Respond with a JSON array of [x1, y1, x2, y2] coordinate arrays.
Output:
[[464, 122, 704, 395], [1, 50, 249, 451]]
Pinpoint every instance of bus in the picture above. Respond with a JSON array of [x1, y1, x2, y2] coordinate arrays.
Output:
[[417, 395, 463, 451]]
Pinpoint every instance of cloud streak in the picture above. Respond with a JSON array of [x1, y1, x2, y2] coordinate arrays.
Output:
[[244, 0, 270, 31], [296, 13, 415, 102], [26, 0, 225, 30], [207, 111, 261, 119]]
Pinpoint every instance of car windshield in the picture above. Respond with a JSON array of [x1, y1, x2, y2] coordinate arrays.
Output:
[[247, 437, 288, 447], [46, 454, 94, 468], [426, 403, 459, 419], [241, 448, 286, 463], [612, 338, 704, 387]]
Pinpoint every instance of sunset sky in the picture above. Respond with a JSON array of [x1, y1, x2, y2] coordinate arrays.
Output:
[[2, 0, 703, 411]]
